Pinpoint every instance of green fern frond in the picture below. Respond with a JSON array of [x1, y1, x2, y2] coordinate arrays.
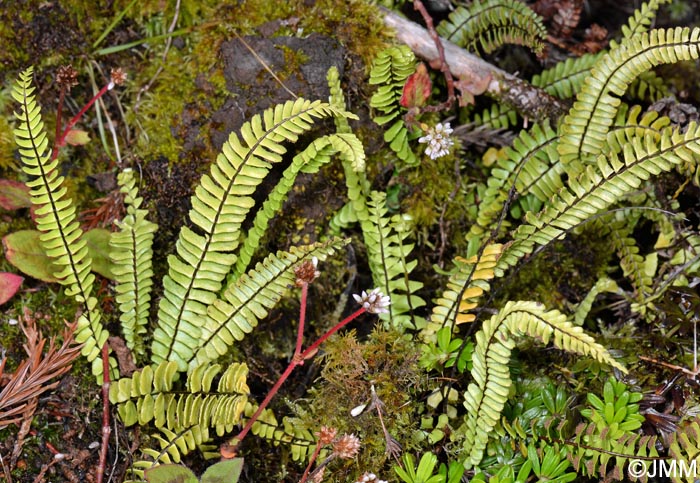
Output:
[[369, 45, 417, 165], [151, 98, 350, 370], [468, 123, 559, 250], [110, 168, 157, 362], [471, 103, 519, 130], [241, 403, 316, 462], [12, 66, 113, 379], [366, 191, 425, 330], [607, 104, 670, 155], [496, 122, 700, 277], [610, 0, 672, 49], [558, 27, 700, 169], [462, 301, 626, 468], [128, 424, 211, 481], [533, 54, 603, 100], [437, 0, 546, 54], [192, 239, 350, 368], [327, 66, 352, 135], [231, 133, 364, 279], [610, 224, 656, 303], [574, 277, 618, 326], [425, 244, 502, 340], [110, 361, 249, 437]]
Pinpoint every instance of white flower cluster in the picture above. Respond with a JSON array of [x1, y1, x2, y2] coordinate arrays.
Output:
[[353, 288, 391, 314], [418, 122, 454, 159], [355, 473, 388, 483]]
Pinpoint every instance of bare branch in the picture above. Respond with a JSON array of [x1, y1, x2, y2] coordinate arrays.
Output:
[[382, 8, 569, 124]]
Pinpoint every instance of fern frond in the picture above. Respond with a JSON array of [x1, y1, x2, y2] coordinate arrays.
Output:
[[128, 424, 211, 481], [425, 244, 502, 340], [366, 191, 425, 330], [496, 123, 700, 277], [437, 0, 546, 54], [668, 419, 700, 483], [110, 361, 248, 437], [462, 301, 625, 468], [532, 53, 603, 99], [12, 66, 113, 379], [607, 104, 670, 155], [558, 27, 700, 169], [566, 422, 659, 480], [151, 99, 350, 370], [369, 45, 417, 165], [610, 0, 672, 49], [110, 169, 157, 362], [242, 403, 316, 462], [468, 123, 560, 249], [231, 133, 364, 279], [574, 277, 618, 326], [327, 66, 352, 135], [192, 239, 350, 368]]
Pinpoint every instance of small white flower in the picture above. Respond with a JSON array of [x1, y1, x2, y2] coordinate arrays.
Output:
[[418, 122, 454, 160], [352, 288, 391, 314]]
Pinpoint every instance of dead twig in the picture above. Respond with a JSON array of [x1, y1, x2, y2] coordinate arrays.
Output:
[[382, 8, 568, 124], [96, 343, 112, 483], [411, 0, 455, 112]]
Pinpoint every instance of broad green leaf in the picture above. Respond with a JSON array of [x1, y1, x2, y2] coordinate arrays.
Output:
[[0, 179, 31, 210], [144, 464, 198, 483], [3, 230, 60, 282], [201, 459, 244, 483]]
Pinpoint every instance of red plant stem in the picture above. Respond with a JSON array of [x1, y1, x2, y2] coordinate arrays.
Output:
[[96, 343, 111, 483], [226, 306, 367, 452], [54, 89, 66, 147], [52, 82, 112, 161], [299, 439, 324, 483], [299, 307, 365, 360], [295, 283, 308, 355], [412, 0, 456, 111]]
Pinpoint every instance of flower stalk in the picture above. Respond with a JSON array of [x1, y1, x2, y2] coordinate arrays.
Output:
[[221, 260, 389, 458]]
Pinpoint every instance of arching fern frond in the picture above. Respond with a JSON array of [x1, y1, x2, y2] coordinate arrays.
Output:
[[468, 123, 559, 250], [497, 122, 700, 277], [574, 277, 618, 326], [437, 0, 546, 55], [231, 133, 364, 279], [151, 99, 349, 371], [558, 27, 700, 169], [462, 301, 626, 468], [110, 168, 157, 362], [12, 66, 114, 380], [191, 239, 350, 368], [366, 191, 425, 330], [369, 45, 417, 165]]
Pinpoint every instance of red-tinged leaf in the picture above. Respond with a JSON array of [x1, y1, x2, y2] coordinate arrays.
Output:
[[64, 129, 90, 146], [0, 179, 31, 210], [400, 63, 432, 108], [3, 230, 60, 283], [0, 272, 23, 305]]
